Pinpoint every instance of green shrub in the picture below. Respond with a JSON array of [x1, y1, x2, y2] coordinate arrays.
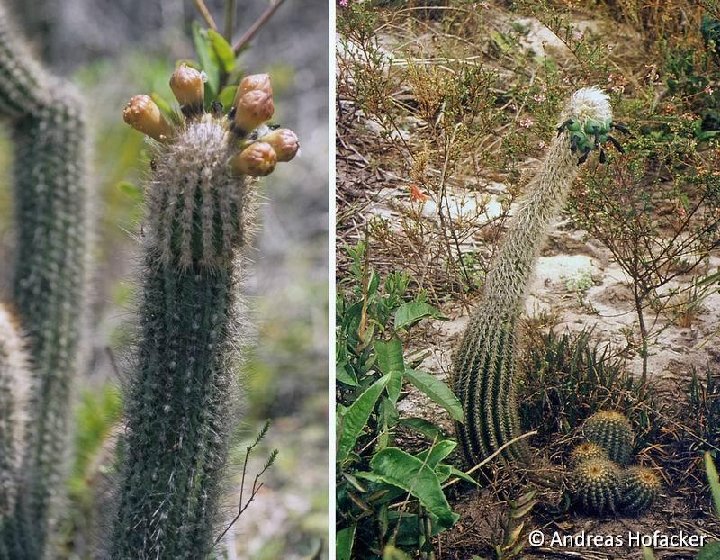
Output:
[[336, 242, 470, 559]]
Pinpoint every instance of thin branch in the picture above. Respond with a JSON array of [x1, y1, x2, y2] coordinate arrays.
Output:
[[224, 0, 237, 42], [442, 430, 538, 489], [233, 0, 287, 55], [194, 0, 218, 31], [214, 428, 277, 547]]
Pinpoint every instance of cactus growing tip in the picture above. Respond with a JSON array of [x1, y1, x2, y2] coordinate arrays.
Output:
[[567, 86, 612, 124]]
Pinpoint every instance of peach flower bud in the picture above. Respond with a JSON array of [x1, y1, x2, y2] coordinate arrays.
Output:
[[233, 90, 275, 133], [237, 73, 272, 97], [260, 129, 299, 162], [169, 64, 204, 108], [230, 142, 277, 176], [122, 95, 173, 140]]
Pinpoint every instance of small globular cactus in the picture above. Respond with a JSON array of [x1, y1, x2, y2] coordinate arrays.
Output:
[[453, 87, 614, 466], [570, 457, 622, 515], [112, 71, 297, 559], [620, 466, 661, 515], [582, 411, 635, 466], [569, 441, 608, 467]]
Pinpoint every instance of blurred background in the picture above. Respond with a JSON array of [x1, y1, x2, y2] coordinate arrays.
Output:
[[0, 1, 329, 558]]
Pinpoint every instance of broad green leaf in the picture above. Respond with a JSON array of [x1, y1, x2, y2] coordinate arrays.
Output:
[[207, 29, 235, 73], [706, 452, 720, 516], [379, 397, 399, 428], [435, 464, 478, 486], [192, 22, 220, 98], [375, 338, 405, 403], [416, 439, 456, 469], [337, 374, 390, 463], [375, 338, 405, 375], [394, 301, 447, 330], [405, 369, 463, 421], [399, 417, 443, 440], [641, 549, 655, 560], [370, 447, 459, 529], [337, 526, 356, 560], [336, 361, 358, 386], [697, 542, 720, 560]]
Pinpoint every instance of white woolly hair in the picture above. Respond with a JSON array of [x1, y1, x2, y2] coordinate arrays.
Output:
[[565, 86, 612, 124]]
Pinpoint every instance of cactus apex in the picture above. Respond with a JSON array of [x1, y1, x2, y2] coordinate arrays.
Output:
[[123, 94, 174, 141], [565, 86, 612, 125], [582, 410, 635, 465], [570, 457, 622, 515], [569, 441, 608, 467], [621, 466, 661, 515]]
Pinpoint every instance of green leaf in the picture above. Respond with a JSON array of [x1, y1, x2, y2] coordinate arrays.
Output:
[[337, 375, 390, 463], [697, 542, 720, 560], [207, 29, 235, 73], [398, 417, 444, 440], [337, 526, 356, 560], [370, 447, 459, 529], [417, 439, 456, 469], [150, 92, 174, 119], [218, 86, 238, 110], [405, 369, 463, 422], [375, 338, 405, 375], [436, 464, 478, 486], [336, 361, 358, 387], [394, 302, 447, 330], [706, 451, 720, 516], [375, 337, 405, 403], [383, 546, 412, 560], [192, 22, 220, 98]]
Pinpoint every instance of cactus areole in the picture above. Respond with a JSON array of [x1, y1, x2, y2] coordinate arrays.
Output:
[[111, 73, 297, 559], [453, 88, 613, 467]]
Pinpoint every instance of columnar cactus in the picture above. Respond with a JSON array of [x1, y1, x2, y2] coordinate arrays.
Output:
[[582, 410, 635, 465], [0, 4, 90, 558], [111, 68, 297, 559], [0, 304, 29, 560], [570, 457, 622, 515], [452, 87, 614, 465], [0, 3, 45, 118], [620, 466, 661, 514]]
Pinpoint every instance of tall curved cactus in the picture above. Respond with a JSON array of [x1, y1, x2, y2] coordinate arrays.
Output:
[[0, 4, 90, 558], [453, 87, 613, 466], [111, 67, 298, 559]]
